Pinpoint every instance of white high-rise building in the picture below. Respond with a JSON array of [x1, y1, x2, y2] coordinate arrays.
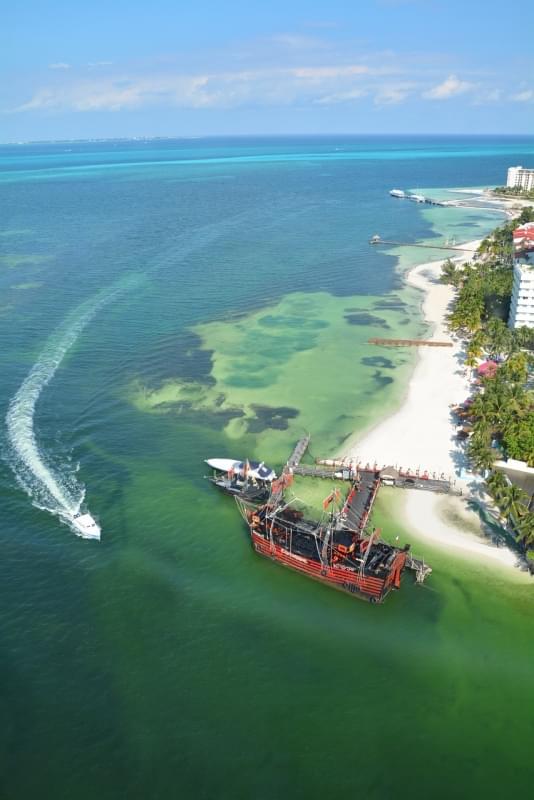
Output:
[[506, 166, 534, 191], [509, 256, 534, 329]]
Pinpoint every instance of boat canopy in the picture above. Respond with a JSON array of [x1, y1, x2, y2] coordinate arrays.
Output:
[[205, 458, 276, 482]]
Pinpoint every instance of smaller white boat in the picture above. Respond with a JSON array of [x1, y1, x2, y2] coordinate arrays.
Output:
[[205, 458, 276, 482], [409, 193, 426, 203], [389, 189, 405, 198], [71, 512, 101, 540]]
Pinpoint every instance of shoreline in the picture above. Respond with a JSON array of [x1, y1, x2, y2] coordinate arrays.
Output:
[[343, 238, 480, 479], [342, 216, 527, 573]]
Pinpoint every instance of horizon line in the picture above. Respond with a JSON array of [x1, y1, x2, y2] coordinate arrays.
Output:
[[2, 132, 534, 146]]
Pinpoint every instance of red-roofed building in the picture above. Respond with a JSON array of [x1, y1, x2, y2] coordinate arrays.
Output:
[[513, 222, 534, 253]]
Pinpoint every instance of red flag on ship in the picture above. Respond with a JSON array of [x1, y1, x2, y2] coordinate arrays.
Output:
[[271, 472, 293, 495], [322, 488, 341, 510]]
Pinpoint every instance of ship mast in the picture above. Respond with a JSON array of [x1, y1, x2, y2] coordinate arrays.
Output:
[[359, 527, 380, 577]]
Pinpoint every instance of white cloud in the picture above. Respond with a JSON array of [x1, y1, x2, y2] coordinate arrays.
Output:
[[48, 62, 71, 70], [292, 65, 371, 79], [7, 55, 504, 116], [374, 83, 414, 105], [423, 74, 474, 99], [511, 89, 534, 102], [11, 64, 390, 113], [314, 88, 368, 105], [15, 75, 212, 112]]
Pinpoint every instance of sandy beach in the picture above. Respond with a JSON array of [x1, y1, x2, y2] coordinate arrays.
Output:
[[344, 239, 480, 478], [343, 238, 524, 571]]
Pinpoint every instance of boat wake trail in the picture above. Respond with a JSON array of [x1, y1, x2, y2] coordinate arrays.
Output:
[[5, 284, 128, 538], [5, 210, 252, 539]]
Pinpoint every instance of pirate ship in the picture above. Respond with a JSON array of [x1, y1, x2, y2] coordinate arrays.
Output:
[[206, 436, 432, 604], [236, 473, 410, 604]]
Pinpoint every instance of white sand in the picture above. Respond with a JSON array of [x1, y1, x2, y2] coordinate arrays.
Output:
[[344, 240, 481, 479], [343, 240, 524, 572], [399, 491, 523, 573]]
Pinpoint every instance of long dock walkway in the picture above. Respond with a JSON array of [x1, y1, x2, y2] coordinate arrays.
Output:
[[287, 434, 310, 469], [284, 439, 433, 583], [368, 337, 453, 347], [341, 472, 380, 534], [369, 236, 474, 252]]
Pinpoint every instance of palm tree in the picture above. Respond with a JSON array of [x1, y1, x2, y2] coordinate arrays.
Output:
[[486, 389, 512, 430], [485, 318, 513, 358], [486, 470, 508, 503], [468, 435, 496, 473], [441, 259, 459, 286], [502, 352, 529, 384], [465, 351, 479, 370], [512, 326, 534, 351], [499, 484, 529, 525], [515, 513, 534, 548]]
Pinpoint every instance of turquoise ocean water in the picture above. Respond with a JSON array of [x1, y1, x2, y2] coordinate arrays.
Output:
[[2, 136, 534, 799]]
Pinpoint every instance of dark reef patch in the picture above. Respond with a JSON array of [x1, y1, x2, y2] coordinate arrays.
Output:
[[257, 314, 330, 331], [361, 356, 395, 369], [373, 298, 408, 310], [151, 400, 245, 429], [138, 331, 214, 388], [372, 370, 394, 388], [344, 312, 390, 328], [247, 404, 299, 433]]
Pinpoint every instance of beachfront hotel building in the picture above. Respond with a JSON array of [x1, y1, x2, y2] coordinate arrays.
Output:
[[506, 166, 534, 192], [508, 255, 534, 329]]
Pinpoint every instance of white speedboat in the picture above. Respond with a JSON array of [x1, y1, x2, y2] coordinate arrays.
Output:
[[389, 189, 405, 198], [409, 193, 426, 203], [205, 458, 276, 482], [71, 512, 101, 539]]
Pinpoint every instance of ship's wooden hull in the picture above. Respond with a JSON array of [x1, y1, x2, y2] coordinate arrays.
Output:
[[251, 530, 406, 603]]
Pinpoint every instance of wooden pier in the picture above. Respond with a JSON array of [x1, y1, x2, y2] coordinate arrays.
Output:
[[287, 434, 310, 469], [369, 236, 473, 252], [368, 337, 453, 348], [292, 464, 352, 479], [280, 439, 435, 584], [292, 459, 433, 583]]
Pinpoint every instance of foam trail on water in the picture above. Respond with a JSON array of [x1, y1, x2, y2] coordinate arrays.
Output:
[[5, 284, 127, 536], [5, 210, 252, 537]]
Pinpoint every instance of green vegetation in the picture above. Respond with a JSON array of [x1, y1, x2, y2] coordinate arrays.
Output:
[[442, 208, 534, 346], [442, 208, 534, 554], [494, 185, 534, 202], [486, 471, 534, 547]]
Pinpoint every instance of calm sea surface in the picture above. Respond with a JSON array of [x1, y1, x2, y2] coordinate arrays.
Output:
[[1, 136, 534, 799]]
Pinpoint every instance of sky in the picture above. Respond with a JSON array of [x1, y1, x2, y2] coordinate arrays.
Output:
[[1, 0, 534, 141]]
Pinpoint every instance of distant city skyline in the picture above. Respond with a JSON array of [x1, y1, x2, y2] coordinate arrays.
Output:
[[2, 0, 534, 142]]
